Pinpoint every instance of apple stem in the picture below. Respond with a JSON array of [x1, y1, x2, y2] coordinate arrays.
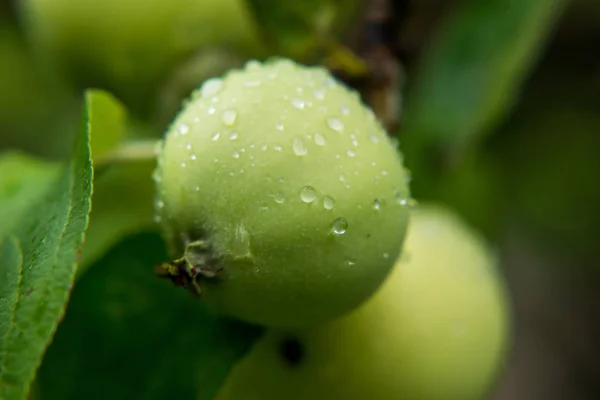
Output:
[[94, 139, 159, 167]]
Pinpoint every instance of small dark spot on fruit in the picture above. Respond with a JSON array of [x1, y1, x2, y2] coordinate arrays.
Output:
[[25, 288, 34, 296], [366, 233, 371, 238], [279, 337, 305, 367]]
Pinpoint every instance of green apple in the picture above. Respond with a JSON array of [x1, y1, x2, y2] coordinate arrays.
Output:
[[218, 204, 511, 400], [155, 58, 411, 327], [19, 0, 265, 114]]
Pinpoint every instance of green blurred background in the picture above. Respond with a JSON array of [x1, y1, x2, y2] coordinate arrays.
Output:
[[1, 0, 599, 398]]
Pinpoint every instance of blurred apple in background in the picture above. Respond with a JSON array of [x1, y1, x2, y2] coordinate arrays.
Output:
[[218, 204, 511, 400], [19, 0, 266, 116]]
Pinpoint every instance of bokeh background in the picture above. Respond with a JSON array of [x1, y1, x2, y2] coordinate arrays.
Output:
[[1, 0, 599, 398]]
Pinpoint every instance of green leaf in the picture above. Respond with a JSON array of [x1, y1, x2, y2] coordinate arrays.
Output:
[[402, 0, 566, 186], [87, 90, 126, 160], [0, 109, 93, 399], [37, 232, 263, 400], [0, 236, 23, 361], [67, 88, 158, 273]]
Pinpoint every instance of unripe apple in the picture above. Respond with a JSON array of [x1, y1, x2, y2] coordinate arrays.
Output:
[[19, 0, 264, 113], [155, 59, 411, 327], [218, 205, 511, 400]]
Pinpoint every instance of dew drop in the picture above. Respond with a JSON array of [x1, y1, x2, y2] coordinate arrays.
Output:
[[155, 199, 164, 209], [324, 77, 336, 87], [180, 161, 187, 168], [381, 170, 388, 176], [373, 198, 383, 211], [292, 98, 305, 109], [346, 149, 356, 157], [323, 196, 336, 210], [345, 258, 356, 267], [394, 188, 406, 206], [313, 132, 326, 146], [274, 144, 282, 151], [292, 136, 308, 156], [189, 153, 197, 161], [331, 218, 348, 235], [273, 192, 285, 204], [184, 142, 192, 150], [340, 105, 350, 115], [276, 122, 284, 131], [339, 173, 347, 182], [383, 253, 390, 259], [207, 106, 216, 115], [245, 60, 261, 71], [232, 151, 240, 159], [300, 186, 317, 203], [313, 89, 325, 100], [369, 132, 380, 143], [211, 132, 221, 141], [152, 169, 161, 182], [194, 185, 200, 191], [221, 110, 237, 126], [327, 117, 344, 132], [229, 132, 239, 140], [200, 78, 223, 97], [178, 124, 189, 135]]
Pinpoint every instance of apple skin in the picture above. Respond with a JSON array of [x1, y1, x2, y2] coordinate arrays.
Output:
[[218, 204, 511, 400], [155, 59, 411, 328]]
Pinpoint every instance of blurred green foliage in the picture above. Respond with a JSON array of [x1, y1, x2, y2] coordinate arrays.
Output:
[[0, 23, 78, 159], [1, 0, 600, 398], [401, 0, 565, 212], [36, 232, 262, 400]]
